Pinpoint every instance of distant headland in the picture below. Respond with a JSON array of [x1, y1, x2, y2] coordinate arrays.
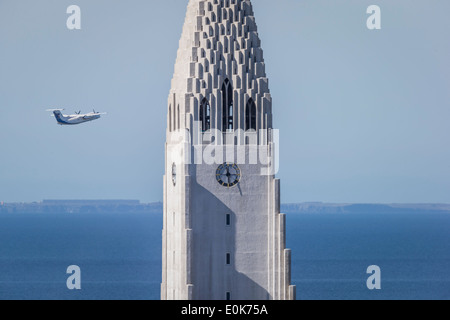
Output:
[[281, 202, 450, 214], [0, 200, 449, 214]]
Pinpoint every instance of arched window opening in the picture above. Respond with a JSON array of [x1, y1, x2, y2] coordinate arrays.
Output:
[[245, 98, 257, 131], [200, 98, 211, 132], [222, 79, 233, 131]]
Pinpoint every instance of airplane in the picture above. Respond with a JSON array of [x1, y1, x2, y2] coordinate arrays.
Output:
[[46, 109, 106, 125]]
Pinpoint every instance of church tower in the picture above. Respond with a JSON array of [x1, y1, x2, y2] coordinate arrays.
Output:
[[162, 0, 296, 300]]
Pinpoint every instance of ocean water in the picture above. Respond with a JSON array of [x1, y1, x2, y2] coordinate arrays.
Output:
[[0, 212, 449, 300]]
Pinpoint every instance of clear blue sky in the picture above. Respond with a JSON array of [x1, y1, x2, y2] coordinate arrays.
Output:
[[0, 0, 449, 204]]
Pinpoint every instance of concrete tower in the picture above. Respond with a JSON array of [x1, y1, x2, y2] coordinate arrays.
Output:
[[162, 0, 295, 300]]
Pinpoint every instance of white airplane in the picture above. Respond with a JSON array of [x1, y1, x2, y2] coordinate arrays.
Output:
[[47, 109, 106, 125]]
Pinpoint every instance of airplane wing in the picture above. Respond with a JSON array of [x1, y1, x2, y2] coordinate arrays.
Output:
[[86, 112, 107, 116]]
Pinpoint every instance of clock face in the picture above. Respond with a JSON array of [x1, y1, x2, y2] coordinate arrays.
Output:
[[172, 163, 176, 186], [216, 163, 241, 188]]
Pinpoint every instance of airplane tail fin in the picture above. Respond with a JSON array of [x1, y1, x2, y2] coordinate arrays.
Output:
[[46, 109, 66, 124]]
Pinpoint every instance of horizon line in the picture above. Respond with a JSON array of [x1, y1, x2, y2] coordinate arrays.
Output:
[[2, 200, 450, 206]]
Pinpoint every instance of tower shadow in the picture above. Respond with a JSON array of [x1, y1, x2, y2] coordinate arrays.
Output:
[[188, 182, 268, 300]]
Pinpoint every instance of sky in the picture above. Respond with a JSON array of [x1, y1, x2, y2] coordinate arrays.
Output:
[[0, 0, 449, 204]]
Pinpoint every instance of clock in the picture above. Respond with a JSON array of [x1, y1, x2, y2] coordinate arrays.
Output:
[[216, 163, 241, 188], [172, 163, 176, 186]]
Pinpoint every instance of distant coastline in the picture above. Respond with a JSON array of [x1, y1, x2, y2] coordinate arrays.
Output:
[[0, 200, 162, 214], [1, 200, 449, 214]]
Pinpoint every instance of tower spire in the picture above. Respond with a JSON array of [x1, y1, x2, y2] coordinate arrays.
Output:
[[169, 0, 270, 127]]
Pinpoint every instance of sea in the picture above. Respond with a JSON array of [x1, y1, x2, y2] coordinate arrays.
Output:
[[0, 212, 449, 300]]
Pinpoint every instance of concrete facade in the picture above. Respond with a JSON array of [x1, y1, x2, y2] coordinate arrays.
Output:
[[161, 0, 295, 300]]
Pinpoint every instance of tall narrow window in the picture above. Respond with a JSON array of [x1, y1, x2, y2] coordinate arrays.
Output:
[[226, 253, 231, 265], [226, 292, 231, 300], [168, 105, 172, 132], [245, 98, 257, 131], [222, 79, 233, 131], [200, 98, 211, 132], [177, 105, 180, 130], [173, 104, 176, 131]]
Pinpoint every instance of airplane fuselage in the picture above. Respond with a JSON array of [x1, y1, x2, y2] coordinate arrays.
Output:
[[52, 110, 101, 125]]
